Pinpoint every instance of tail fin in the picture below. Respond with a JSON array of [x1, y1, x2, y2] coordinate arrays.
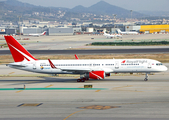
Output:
[[41, 31, 46, 35], [116, 29, 121, 33], [103, 31, 107, 36], [4, 36, 37, 62]]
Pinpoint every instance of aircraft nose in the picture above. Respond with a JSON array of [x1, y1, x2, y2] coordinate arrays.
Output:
[[163, 66, 168, 71]]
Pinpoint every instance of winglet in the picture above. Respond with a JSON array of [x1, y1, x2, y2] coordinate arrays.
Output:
[[75, 54, 79, 60], [48, 59, 57, 69]]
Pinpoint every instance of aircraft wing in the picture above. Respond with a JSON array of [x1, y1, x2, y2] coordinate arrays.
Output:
[[60, 68, 91, 73], [48, 59, 92, 73]]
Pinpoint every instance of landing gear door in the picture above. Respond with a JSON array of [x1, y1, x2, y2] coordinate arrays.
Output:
[[115, 61, 119, 69]]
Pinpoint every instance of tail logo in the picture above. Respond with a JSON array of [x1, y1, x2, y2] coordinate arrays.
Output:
[[8, 43, 35, 61], [121, 60, 126, 63]]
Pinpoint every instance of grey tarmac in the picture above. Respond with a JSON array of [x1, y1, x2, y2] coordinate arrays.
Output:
[[0, 64, 169, 120]]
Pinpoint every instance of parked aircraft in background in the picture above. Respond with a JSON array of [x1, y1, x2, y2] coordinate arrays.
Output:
[[103, 31, 122, 38], [115, 34, 122, 38], [103, 32, 115, 38], [117, 29, 138, 35], [28, 31, 46, 37], [4, 36, 167, 82]]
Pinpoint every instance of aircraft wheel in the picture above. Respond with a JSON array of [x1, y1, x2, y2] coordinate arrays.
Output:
[[77, 79, 81, 82], [81, 79, 85, 82], [144, 78, 148, 81]]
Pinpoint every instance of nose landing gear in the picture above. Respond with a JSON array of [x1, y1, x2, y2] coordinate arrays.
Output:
[[144, 73, 149, 81]]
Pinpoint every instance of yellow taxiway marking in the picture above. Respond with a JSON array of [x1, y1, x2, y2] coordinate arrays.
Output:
[[95, 90, 101, 92], [9, 72, 15, 74], [16, 90, 23, 93], [45, 84, 53, 88], [63, 109, 86, 120]]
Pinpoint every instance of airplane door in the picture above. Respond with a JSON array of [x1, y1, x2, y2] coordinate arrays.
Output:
[[115, 61, 119, 69], [147, 62, 151, 69], [33, 62, 36, 70]]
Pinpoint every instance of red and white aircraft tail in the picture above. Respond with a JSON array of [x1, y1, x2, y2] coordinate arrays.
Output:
[[4, 36, 37, 62], [28, 31, 47, 37], [41, 31, 47, 36]]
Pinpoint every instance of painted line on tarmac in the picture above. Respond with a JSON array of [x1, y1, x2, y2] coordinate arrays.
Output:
[[63, 109, 87, 120], [9, 72, 15, 74], [45, 84, 53, 88], [16, 90, 23, 93], [95, 90, 101, 92]]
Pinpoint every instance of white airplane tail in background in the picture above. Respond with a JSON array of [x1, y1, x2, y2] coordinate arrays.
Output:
[[41, 31, 47, 36], [4, 36, 37, 62], [116, 29, 122, 34]]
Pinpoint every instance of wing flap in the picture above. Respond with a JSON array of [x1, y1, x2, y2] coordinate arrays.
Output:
[[6, 64, 26, 67], [60, 68, 91, 73]]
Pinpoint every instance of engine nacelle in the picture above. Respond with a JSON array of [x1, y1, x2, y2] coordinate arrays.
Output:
[[87, 71, 105, 80]]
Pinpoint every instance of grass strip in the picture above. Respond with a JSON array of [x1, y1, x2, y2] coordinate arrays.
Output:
[[91, 41, 169, 46]]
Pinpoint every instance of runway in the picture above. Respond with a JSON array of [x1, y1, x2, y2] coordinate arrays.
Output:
[[0, 48, 169, 55]]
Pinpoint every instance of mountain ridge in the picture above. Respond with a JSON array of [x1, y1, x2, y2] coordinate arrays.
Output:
[[0, 0, 147, 22], [70, 1, 143, 18]]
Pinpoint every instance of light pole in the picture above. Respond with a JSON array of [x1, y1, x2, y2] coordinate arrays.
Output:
[[130, 10, 133, 22], [113, 14, 117, 34], [18, 16, 22, 39]]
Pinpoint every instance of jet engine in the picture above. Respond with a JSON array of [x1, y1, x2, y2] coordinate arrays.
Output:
[[86, 71, 105, 80]]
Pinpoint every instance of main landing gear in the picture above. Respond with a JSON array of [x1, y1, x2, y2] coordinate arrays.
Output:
[[77, 77, 89, 82], [77, 74, 89, 82], [144, 73, 148, 81]]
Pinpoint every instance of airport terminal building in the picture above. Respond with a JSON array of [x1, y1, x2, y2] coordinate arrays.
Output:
[[1, 24, 169, 35]]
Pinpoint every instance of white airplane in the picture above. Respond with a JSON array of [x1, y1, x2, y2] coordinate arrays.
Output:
[[117, 29, 138, 35], [4, 36, 167, 82], [103, 31, 122, 38], [115, 34, 122, 38], [28, 31, 46, 37]]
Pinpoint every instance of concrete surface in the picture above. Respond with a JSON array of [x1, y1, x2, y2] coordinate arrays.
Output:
[[0, 64, 168, 120]]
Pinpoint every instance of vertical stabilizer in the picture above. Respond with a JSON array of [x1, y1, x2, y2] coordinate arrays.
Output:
[[116, 29, 122, 33], [41, 31, 46, 36], [4, 36, 37, 62]]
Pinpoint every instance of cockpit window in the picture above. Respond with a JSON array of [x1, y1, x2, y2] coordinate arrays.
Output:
[[156, 63, 163, 66]]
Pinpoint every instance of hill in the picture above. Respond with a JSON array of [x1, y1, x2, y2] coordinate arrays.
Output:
[[71, 1, 143, 18], [0, 0, 145, 22]]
